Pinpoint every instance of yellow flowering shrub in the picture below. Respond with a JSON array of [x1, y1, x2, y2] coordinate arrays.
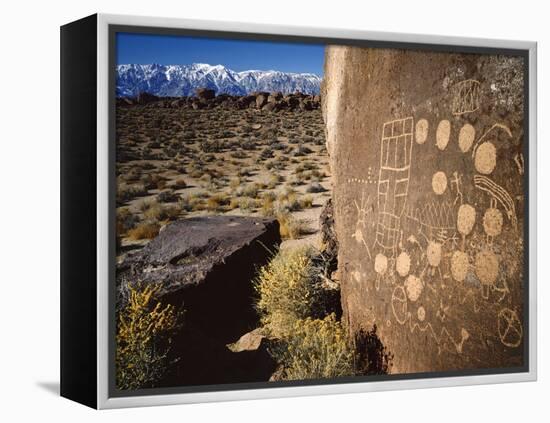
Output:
[[275, 314, 354, 380], [116, 283, 181, 390], [255, 247, 319, 338]]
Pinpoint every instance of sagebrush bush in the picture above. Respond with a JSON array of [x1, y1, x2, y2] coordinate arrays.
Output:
[[255, 248, 324, 338], [116, 283, 181, 390], [117, 182, 148, 203], [272, 314, 354, 380], [116, 207, 140, 236]]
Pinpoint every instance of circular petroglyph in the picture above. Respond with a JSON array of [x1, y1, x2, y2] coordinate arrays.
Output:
[[432, 171, 448, 195], [396, 252, 411, 277], [417, 306, 426, 322], [374, 253, 388, 275], [427, 241, 442, 267], [415, 119, 429, 144], [474, 141, 497, 175], [436, 119, 451, 150], [451, 250, 469, 282], [405, 275, 424, 302], [391, 286, 408, 324], [457, 204, 476, 236], [483, 207, 503, 237], [475, 249, 499, 286], [458, 123, 476, 153], [498, 308, 523, 348]]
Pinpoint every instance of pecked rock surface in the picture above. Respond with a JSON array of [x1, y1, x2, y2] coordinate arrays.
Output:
[[323, 46, 526, 374]]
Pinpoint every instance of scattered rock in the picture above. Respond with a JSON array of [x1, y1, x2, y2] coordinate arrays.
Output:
[[306, 181, 327, 193]]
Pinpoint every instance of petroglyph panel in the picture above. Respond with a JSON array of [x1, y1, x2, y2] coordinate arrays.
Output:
[[323, 46, 526, 375]]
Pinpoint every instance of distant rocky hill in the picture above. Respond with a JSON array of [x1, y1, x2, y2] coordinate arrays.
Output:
[[117, 88, 321, 112], [116, 63, 322, 97]]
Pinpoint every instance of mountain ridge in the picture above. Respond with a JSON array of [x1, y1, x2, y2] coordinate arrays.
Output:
[[116, 63, 322, 97]]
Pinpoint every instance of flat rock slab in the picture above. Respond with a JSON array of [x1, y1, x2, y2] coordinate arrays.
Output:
[[119, 216, 280, 295], [117, 215, 281, 345]]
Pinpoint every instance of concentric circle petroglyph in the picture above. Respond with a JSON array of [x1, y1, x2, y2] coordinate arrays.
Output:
[[457, 203, 476, 236], [483, 207, 503, 237], [436, 119, 451, 150], [451, 250, 469, 282], [427, 241, 442, 267], [415, 118, 429, 144], [475, 249, 499, 286], [374, 253, 388, 275], [405, 275, 424, 302], [432, 171, 448, 195], [417, 306, 426, 322], [458, 123, 476, 152], [396, 251, 411, 277], [474, 141, 497, 175]]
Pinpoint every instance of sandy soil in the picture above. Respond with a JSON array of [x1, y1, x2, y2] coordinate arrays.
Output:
[[115, 103, 331, 257]]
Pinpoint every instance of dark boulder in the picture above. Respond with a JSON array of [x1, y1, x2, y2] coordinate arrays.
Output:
[[195, 87, 216, 100], [117, 215, 281, 343], [136, 91, 159, 104]]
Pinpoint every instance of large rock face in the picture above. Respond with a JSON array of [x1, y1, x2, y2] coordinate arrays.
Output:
[[323, 46, 525, 374]]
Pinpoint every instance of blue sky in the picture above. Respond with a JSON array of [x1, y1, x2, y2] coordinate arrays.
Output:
[[116, 32, 325, 75]]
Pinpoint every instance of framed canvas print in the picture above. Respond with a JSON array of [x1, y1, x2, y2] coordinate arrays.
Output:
[[60, 13, 537, 409]]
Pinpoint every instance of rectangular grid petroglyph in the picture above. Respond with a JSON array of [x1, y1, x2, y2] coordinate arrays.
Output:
[[376, 117, 414, 250]]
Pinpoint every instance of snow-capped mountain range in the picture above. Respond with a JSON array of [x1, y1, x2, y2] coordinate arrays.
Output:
[[116, 63, 322, 97]]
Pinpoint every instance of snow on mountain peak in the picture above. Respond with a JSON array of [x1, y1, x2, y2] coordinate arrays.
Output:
[[116, 63, 322, 97]]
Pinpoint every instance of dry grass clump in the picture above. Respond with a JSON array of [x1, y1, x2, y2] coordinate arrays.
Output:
[[142, 200, 180, 221], [127, 222, 161, 240], [205, 193, 230, 212], [260, 192, 276, 217], [236, 197, 259, 212], [238, 183, 260, 198], [116, 283, 181, 390], [276, 211, 307, 239]]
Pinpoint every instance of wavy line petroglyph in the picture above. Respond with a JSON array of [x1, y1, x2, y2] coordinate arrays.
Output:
[[474, 175, 518, 229], [391, 286, 470, 354]]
